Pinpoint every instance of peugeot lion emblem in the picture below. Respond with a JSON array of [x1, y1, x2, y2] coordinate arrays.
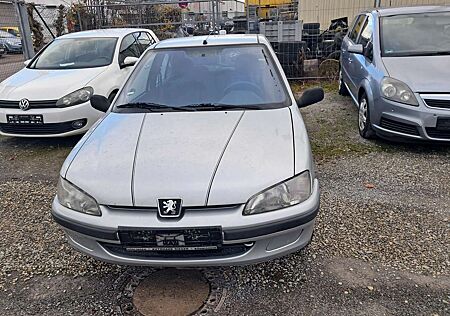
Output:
[[19, 98, 30, 111], [157, 198, 183, 218]]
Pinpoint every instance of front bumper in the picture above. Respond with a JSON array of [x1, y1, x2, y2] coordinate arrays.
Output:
[[371, 95, 450, 142], [5, 44, 22, 53], [0, 101, 102, 137], [51, 180, 320, 267]]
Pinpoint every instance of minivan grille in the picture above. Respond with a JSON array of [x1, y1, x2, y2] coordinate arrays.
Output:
[[0, 99, 58, 109], [379, 118, 420, 136], [424, 99, 450, 109]]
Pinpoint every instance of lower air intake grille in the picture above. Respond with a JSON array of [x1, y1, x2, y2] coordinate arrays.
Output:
[[425, 128, 450, 139], [102, 243, 250, 259], [0, 119, 87, 135], [380, 118, 420, 136]]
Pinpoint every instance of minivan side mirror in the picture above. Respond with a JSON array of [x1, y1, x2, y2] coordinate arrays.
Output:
[[348, 43, 364, 54], [90, 95, 110, 112], [23, 59, 31, 66], [120, 56, 139, 69], [296, 88, 324, 108]]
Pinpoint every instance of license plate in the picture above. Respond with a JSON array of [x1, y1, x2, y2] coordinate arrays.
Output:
[[118, 227, 223, 251], [436, 118, 450, 130], [7, 114, 43, 125]]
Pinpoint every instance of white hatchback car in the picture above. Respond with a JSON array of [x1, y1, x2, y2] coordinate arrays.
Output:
[[0, 28, 158, 137]]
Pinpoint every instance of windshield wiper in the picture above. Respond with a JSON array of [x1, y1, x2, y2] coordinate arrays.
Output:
[[387, 51, 450, 57], [180, 103, 262, 111], [116, 102, 196, 112]]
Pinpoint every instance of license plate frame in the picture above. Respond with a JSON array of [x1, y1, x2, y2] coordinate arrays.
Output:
[[7, 114, 44, 125], [118, 227, 223, 251]]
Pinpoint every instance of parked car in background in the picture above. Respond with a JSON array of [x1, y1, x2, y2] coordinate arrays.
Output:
[[0, 28, 158, 137], [0, 30, 22, 53], [0, 26, 21, 38], [52, 34, 324, 266], [340, 6, 450, 142], [0, 43, 5, 57]]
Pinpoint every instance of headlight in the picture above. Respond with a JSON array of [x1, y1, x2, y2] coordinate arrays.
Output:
[[380, 77, 418, 106], [56, 87, 94, 107], [243, 171, 311, 215], [57, 177, 101, 216]]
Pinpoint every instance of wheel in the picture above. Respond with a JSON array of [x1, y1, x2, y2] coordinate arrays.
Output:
[[338, 68, 349, 96], [358, 93, 376, 139]]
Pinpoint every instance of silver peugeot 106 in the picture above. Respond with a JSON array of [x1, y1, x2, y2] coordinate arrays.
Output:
[[52, 34, 324, 266]]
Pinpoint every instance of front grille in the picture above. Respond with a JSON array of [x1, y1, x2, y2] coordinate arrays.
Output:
[[380, 118, 420, 136], [426, 128, 450, 139], [101, 243, 250, 259], [424, 99, 450, 109], [0, 119, 87, 135], [0, 99, 58, 109]]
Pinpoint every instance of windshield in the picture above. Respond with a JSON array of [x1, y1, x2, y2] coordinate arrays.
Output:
[[381, 12, 450, 57], [114, 45, 288, 110], [0, 30, 16, 38], [29, 37, 117, 69]]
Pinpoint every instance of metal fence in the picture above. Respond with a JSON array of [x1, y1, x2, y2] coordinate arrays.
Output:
[[0, 0, 25, 82], [0, 0, 64, 82], [1, 0, 450, 82]]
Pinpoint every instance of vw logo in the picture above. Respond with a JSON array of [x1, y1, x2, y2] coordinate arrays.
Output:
[[18, 98, 30, 111]]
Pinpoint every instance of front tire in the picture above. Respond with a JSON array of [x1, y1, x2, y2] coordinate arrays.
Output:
[[338, 68, 349, 96], [358, 93, 375, 139]]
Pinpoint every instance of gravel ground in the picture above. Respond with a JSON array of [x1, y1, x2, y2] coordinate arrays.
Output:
[[0, 86, 449, 315]]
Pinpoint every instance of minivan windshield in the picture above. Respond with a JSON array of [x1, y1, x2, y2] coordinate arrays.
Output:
[[114, 45, 288, 110], [381, 12, 450, 57], [29, 37, 117, 69]]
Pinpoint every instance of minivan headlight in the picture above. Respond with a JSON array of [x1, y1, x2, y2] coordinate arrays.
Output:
[[380, 77, 418, 106], [56, 87, 94, 107], [57, 177, 101, 216], [244, 171, 311, 215]]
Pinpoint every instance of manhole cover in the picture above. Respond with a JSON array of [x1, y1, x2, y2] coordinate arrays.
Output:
[[133, 269, 210, 316]]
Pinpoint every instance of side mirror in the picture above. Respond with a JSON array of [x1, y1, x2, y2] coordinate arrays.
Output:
[[348, 43, 364, 54], [120, 56, 139, 69], [23, 59, 31, 66], [90, 95, 110, 113], [296, 88, 324, 108]]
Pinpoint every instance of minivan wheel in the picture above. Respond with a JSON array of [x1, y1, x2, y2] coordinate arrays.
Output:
[[338, 69, 349, 96], [358, 94, 375, 139]]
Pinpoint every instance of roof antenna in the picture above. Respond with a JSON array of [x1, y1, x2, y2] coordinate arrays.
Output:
[[203, 28, 214, 45]]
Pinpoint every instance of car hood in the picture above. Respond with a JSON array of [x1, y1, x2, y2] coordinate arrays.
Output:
[[0, 67, 107, 100], [383, 56, 450, 92], [64, 109, 295, 207]]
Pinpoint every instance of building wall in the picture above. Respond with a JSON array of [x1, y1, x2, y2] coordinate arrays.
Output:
[[189, 0, 245, 18], [299, 0, 450, 29], [0, 2, 19, 28], [298, 0, 375, 28]]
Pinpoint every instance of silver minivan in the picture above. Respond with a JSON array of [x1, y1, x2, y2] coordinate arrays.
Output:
[[340, 6, 450, 141], [51, 35, 324, 266]]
